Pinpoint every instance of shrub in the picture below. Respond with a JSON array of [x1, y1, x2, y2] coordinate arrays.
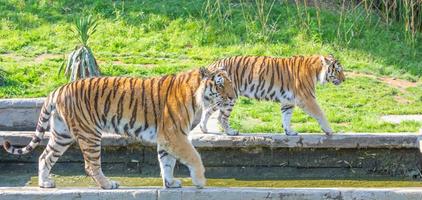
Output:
[[59, 15, 100, 81]]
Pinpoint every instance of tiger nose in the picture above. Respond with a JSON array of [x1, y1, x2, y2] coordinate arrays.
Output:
[[333, 80, 341, 85]]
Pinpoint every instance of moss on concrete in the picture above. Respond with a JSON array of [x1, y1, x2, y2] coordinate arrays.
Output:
[[27, 175, 422, 188]]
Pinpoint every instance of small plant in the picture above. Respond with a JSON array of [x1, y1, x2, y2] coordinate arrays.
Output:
[[59, 15, 100, 81]]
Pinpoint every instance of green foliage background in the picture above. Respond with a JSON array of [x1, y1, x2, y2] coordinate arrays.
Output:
[[0, 0, 421, 133]]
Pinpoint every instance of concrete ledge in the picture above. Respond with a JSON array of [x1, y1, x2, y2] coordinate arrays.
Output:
[[0, 98, 45, 109], [1, 131, 421, 149], [191, 132, 422, 149], [0, 98, 44, 131], [1, 187, 422, 200]]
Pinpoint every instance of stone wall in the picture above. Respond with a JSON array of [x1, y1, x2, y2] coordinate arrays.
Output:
[[1, 132, 421, 179]]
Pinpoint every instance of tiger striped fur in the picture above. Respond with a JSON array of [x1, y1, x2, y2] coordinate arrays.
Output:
[[3, 68, 235, 189], [200, 55, 345, 136]]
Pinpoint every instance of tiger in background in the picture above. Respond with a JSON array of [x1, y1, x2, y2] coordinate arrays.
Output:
[[200, 55, 345, 136], [3, 68, 236, 189]]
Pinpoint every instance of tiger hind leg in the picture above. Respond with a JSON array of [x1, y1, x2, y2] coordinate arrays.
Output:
[[38, 114, 74, 188], [74, 128, 119, 189], [281, 104, 298, 136], [157, 145, 181, 188], [158, 136, 206, 189]]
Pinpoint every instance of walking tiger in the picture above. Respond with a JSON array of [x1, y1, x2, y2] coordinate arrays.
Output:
[[3, 67, 235, 189], [200, 55, 345, 136]]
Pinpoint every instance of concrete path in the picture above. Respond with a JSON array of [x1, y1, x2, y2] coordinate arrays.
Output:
[[381, 115, 422, 124], [1, 187, 422, 200], [191, 112, 221, 134]]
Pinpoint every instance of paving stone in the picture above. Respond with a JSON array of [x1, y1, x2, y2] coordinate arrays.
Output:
[[1, 187, 422, 200], [381, 115, 422, 124]]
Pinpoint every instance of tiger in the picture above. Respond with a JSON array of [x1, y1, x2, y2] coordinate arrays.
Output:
[[200, 55, 345, 136], [3, 67, 235, 189]]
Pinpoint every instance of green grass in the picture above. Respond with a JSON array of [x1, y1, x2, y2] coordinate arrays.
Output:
[[0, 0, 421, 133], [25, 175, 422, 188]]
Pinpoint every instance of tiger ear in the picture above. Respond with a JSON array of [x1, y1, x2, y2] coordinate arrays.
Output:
[[324, 54, 335, 65], [199, 67, 211, 80]]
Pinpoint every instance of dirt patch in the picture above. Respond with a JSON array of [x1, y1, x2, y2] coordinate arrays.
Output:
[[109, 60, 125, 65], [378, 77, 418, 89], [240, 117, 265, 130], [345, 71, 419, 90], [1, 53, 63, 63], [394, 96, 411, 104], [128, 63, 156, 68], [97, 60, 157, 68], [345, 71, 376, 79], [336, 122, 351, 126], [346, 72, 419, 105], [34, 54, 63, 63], [0, 53, 27, 62], [3, 53, 161, 68]]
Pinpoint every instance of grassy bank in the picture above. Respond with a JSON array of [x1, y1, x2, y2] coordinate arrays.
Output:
[[0, 0, 421, 133]]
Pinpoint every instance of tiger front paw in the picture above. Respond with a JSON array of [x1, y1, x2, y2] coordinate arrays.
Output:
[[324, 131, 334, 136], [190, 166, 206, 189], [285, 130, 298, 136], [323, 128, 334, 136], [192, 176, 206, 189], [39, 179, 55, 188], [165, 179, 182, 188], [100, 180, 120, 190], [225, 129, 239, 136]]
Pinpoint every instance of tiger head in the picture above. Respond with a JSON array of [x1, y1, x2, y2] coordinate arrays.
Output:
[[321, 54, 345, 86], [197, 67, 236, 108]]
